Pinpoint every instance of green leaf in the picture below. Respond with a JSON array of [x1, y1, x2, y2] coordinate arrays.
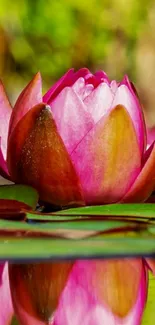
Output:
[[141, 271, 155, 325], [27, 212, 91, 221], [0, 203, 155, 260], [0, 185, 38, 209], [0, 218, 154, 260], [0, 213, 151, 239], [0, 218, 147, 239], [53, 204, 155, 219], [27, 203, 155, 225], [27, 211, 150, 222]]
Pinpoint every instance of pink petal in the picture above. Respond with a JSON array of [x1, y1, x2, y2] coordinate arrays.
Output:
[[0, 263, 14, 325], [145, 259, 155, 274], [54, 272, 92, 325], [73, 68, 91, 81], [50, 87, 94, 154], [113, 76, 146, 154], [84, 82, 113, 123], [72, 78, 94, 100], [110, 80, 118, 94], [121, 142, 155, 202], [0, 80, 12, 158], [71, 105, 141, 204], [147, 127, 155, 147], [0, 139, 10, 179], [84, 70, 110, 88], [94, 70, 110, 84], [43, 69, 74, 104], [54, 259, 147, 325], [142, 141, 154, 165], [44, 68, 91, 105], [72, 77, 85, 94], [84, 74, 100, 87], [8, 72, 42, 137]]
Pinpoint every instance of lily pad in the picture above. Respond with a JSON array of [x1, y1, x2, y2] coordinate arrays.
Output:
[[53, 203, 155, 219], [0, 202, 155, 260], [0, 218, 147, 238], [0, 185, 38, 209]]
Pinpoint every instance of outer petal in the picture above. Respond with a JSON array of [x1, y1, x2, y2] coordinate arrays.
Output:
[[147, 127, 155, 147], [0, 263, 14, 325], [9, 262, 73, 325], [94, 70, 110, 84], [73, 68, 91, 81], [7, 103, 84, 206], [84, 74, 100, 87], [50, 87, 94, 154], [71, 105, 141, 204], [8, 72, 42, 137], [54, 259, 147, 325], [43, 68, 91, 105], [113, 76, 146, 154], [121, 142, 155, 202], [43, 69, 74, 104], [145, 259, 155, 274], [0, 80, 12, 158]]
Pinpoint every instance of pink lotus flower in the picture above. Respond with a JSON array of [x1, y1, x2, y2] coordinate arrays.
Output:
[[0, 68, 155, 206], [0, 69, 154, 325]]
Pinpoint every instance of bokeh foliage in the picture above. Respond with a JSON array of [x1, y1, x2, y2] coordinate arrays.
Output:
[[0, 0, 153, 103]]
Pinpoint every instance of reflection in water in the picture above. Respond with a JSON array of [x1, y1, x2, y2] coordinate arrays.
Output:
[[3, 258, 148, 325], [9, 262, 73, 324], [0, 263, 13, 325]]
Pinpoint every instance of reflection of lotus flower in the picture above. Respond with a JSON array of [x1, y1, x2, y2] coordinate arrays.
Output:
[[54, 259, 148, 325], [0, 69, 155, 206], [6, 258, 155, 325], [0, 263, 13, 324], [9, 262, 73, 325]]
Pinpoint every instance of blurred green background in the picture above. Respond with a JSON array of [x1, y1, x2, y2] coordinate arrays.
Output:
[[0, 0, 155, 125]]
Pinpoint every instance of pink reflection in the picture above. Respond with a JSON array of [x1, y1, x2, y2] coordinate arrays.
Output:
[[54, 260, 147, 325], [0, 263, 13, 325]]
